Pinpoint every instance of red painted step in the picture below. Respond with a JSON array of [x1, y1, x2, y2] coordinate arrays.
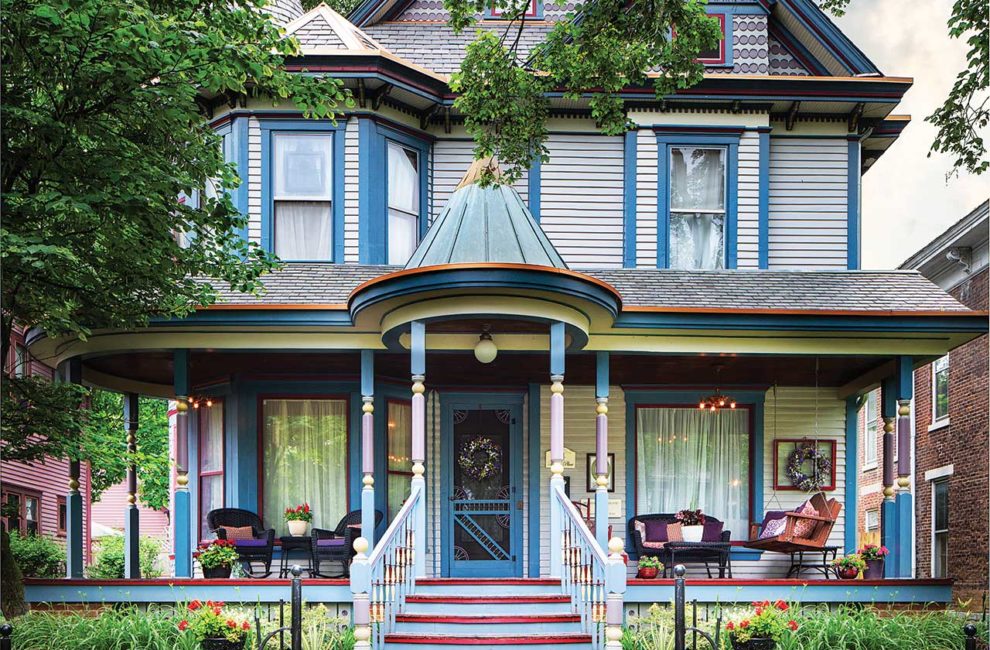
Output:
[[405, 594, 570, 604], [384, 633, 592, 645], [417, 578, 561, 586], [395, 613, 581, 624]]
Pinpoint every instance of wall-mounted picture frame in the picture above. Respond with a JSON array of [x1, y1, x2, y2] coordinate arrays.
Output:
[[586, 453, 615, 492], [773, 439, 837, 491]]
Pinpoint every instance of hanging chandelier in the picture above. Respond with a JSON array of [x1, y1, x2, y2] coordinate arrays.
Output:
[[699, 364, 736, 412]]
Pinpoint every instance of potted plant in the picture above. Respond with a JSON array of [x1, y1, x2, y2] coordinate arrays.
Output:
[[675, 509, 706, 542], [196, 539, 240, 579], [858, 544, 889, 579], [284, 503, 313, 536], [832, 554, 866, 580], [178, 599, 252, 650], [636, 555, 664, 579], [725, 600, 798, 650]]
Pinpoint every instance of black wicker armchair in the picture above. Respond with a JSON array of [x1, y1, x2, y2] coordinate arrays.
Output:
[[311, 509, 383, 578], [207, 508, 276, 578]]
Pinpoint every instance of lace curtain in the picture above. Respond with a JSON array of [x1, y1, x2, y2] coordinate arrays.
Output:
[[669, 147, 726, 270], [387, 142, 419, 265], [199, 402, 224, 538], [386, 401, 413, 519], [273, 132, 333, 260]]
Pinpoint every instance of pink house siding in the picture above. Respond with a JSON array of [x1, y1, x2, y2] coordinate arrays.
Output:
[[91, 481, 170, 540]]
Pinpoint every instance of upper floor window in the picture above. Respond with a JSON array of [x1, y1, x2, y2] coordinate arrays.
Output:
[[697, 14, 725, 64], [273, 132, 333, 261], [488, 0, 539, 19], [932, 355, 949, 422], [669, 146, 726, 270], [387, 141, 420, 265], [863, 391, 877, 468]]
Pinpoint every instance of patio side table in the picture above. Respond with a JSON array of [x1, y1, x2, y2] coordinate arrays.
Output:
[[278, 536, 314, 578], [663, 541, 733, 578], [786, 545, 839, 579]]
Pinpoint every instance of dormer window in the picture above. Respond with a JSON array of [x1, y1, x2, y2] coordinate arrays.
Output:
[[387, 141, 420, 265], [696, 14, 726, 64], [273, 132, 333, 260], [487, 0, 540, 20]]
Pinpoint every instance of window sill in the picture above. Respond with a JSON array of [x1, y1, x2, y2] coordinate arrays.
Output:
[[928, 418, 950, 432], [862, 463, 878, 472]]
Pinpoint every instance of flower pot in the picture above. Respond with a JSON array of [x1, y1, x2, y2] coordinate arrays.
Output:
[[863, 558, 885, 580], [682, 525, 703, 543], [202, 565, 232, 579], [836, 566, 859, 580], [731, 638, 776, 650], [287, 520, 309, 537], [636, 566, 659, 579], [201, 637, 246, 650]]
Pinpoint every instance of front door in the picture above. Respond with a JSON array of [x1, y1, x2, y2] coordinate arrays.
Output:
[[442, 398, 523, 577]]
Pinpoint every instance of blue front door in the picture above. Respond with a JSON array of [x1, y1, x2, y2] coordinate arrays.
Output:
[[442, 396, 523, 577]]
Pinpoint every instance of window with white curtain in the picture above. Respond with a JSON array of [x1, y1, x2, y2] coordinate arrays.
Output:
[[669, 147, 726, 270], [387, 141, 420, 265], [273, 133, 333, 261], [863, 391, 878, 468], [262, 398, 348, 536], [199, 401, 224, 540], [636, 407, 749, 537], [386, 400, 412, 520]]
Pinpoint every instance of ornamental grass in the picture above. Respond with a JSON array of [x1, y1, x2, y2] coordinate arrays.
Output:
[[9, 607, 198, 650]]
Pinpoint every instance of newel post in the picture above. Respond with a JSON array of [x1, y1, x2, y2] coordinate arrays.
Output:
[[410, 321, 427, 578], [360, 351, 376, 548], [604, 536, 627, 649], [594, 352, 610, 549], [350, 536, 372, 649], [549, 322, 566, 578], [124, 393, 141, 578]]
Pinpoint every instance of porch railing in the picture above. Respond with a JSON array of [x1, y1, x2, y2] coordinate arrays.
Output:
[[551, 481, 626, 649], [351, 481, 424, 649]]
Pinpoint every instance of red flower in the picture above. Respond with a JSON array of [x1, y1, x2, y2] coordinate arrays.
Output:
[[213, 607, 223, 616], [726, 621, 735, 631], [740, 620, 750, 629], [788, 620, 799, 631], [242, 621, 250, 631], [227, 619, 237, 629], [188, 600, 201, 611], [755, 606, 764, 616], [178, 620, 189, 631], [776, 600, 789, 611]]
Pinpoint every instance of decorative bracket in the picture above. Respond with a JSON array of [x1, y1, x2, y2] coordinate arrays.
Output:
[[786, 101, 801, 131]]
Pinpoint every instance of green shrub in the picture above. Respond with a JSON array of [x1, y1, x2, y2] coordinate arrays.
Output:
[[10, 607, 198, 650], [8, 531, 64, 578], [88, 535, 162, 579]]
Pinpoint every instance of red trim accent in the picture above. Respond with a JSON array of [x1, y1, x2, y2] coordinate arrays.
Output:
[[626, 578, 953, 586], [416, 578, 560, 585], [395, 614, 581, 624], [198, 399, 225, 541], [405, 595, 570, 604], [24, 577, 348, 587], [772, 438, 837, 492], [384, 635, 592, 645], [622, 305, 986, 317]]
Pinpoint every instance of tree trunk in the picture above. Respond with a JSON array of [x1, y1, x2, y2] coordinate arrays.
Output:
[[1, 529, 29, 618]]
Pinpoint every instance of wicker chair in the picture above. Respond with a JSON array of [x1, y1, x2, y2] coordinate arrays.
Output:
[[628, 513, 732, 577], [207, 508, 276, 578], [311, 509, 383, 578]]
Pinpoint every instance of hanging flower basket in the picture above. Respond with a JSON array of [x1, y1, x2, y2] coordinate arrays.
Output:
[[458, 436, 503, 481], [785, 443, 832, 492]]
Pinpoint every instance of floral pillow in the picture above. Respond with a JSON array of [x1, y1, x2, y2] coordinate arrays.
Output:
[[792, 501, 819, 538], [760, 516, 787, 539]]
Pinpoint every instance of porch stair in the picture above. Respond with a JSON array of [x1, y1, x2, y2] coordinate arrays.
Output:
[[385, 578, 592, 650]]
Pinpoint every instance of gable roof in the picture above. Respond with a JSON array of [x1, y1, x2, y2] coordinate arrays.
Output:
[[284, 3, 389, 53], [771, 0, 880, 76]]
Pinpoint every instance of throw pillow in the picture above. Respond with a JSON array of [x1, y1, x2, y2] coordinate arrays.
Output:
[[760, 516, 787, 539], [220, 525, 255, 541], [666, 523, 683, 542], [792, 500, 819, 538], [644, 520, 669, 542], [702, 520, 724, 542], [642, 541, 666, 550], [633, 519, 647, 541]]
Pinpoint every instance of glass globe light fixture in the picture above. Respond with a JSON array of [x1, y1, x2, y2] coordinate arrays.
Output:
[[474, 330, 498, 364]]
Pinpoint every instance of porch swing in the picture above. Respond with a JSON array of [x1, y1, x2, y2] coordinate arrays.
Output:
[[745, 361, 842, 556]]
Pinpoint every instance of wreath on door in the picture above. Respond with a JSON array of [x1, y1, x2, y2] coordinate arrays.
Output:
[[786, 443, 832, 492], [458, 436, 502, 481]]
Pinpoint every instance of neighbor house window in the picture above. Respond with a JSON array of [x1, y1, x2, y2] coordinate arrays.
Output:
[[932, 355, 949, 422], [932, 479, 949, 578], [199, 400, 224, 540], [387, 142, 420, 265], [863, 391, 877, 468], [864, 508, 879, 533], [636, 406, 749, 537], [386, 400, 413, 520], [12, 344, 27, 378], [2, 487, 40, 536], [57, 496, 67, 536], [273, 132, 333, 260], [669, 147, 726, 270], [262, 398, 348, 536]]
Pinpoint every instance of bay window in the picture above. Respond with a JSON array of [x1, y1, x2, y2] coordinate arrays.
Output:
[[387, 141, 420, 265], [669, 146, 726, 270], [198, 401, 224, 540], [261, 398, 348, 536], [636, 407, 749, 537], [273, 133, 333, 260]]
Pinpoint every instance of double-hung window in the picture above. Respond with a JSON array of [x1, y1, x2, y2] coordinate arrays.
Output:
[[198, 401, 224, 540], [863, 391, 878, 468], [2, 487, 40, 535], [932, 479, 949, 578], [932, 355, 949, 422], [273, 132, 334, 261], [669, 146, 727, 270], [387, 142, 420, 265]]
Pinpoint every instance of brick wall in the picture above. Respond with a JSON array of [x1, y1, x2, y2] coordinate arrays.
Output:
[[913, 267, 988, 607]]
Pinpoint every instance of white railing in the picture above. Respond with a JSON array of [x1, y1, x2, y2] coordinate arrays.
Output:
[[351, 482, 425, 649], [551, 481, 626, 649]]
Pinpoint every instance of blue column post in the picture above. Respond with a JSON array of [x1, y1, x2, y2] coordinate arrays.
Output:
[[410, 322, 427, 577], [880, 377, 898, 577], [894, 356, 914, 577], [173, 350, 192, 578], [843, 397, 858, 554], [360, 351, 376, 548], [63, 358, 85, 578], [594, 352, 610, 549], [548, 322, 566, 578], [123, 393, 141, 578]]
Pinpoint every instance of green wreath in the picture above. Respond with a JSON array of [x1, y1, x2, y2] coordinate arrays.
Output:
[[458, 436, 502, 481], [786, 443, 831, 492]]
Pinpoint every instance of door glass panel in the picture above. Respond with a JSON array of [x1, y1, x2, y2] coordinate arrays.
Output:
[[451, 409, 513, 563]]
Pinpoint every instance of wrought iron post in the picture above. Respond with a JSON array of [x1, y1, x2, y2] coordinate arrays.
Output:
[[673, 564, 718, 650], [257, 566, 305, 650], [0, 623, 11, 650], [964, 623, 977, 650]]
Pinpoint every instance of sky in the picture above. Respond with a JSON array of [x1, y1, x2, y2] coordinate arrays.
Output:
[[831, 0, 988, 269]]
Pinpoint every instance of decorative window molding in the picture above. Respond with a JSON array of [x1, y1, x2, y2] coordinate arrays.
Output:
[[696, 13, 727, 65], [924, 464, 954, 482], [485, 0, 541, 20]]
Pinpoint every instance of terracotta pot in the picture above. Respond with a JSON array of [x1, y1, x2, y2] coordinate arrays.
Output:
[[863, 558, 885, 580], [287, 520, 309, 537], [731, 638, 776, 650], [636, 566, 659, 579], [202, 565, 232, 579], [201, 637, 246, 650], [837, 566, 859, 580], [682, 525, 704, 542]]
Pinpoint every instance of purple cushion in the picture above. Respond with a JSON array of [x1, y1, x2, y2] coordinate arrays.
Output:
[[644, 520, 669, 542], [234, 539, 268, 548], [702, 520, 724, 542], [316, 538, 347, 547]]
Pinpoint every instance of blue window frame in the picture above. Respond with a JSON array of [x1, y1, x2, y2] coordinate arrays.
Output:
[[260, 119, 346, 262], [656, 130, 739, 269]]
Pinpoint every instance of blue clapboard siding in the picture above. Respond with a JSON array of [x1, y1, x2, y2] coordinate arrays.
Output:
[[635, 128, 659, 268], [248, 117, 262, 243], [768, 137, 849, 269]]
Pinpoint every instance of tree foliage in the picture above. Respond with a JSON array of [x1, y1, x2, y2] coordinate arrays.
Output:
[[823, 0, 988, 176], [446, 0, 721, 184]]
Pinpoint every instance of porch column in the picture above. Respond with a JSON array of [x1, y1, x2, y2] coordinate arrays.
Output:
[[549, 321, 565, 578], [173, 350, 192, 578], [895, 356, 914, 578], [880, 376, 898, 578], [123, 393, 141, 578], [360, 351, 376, 548], [63, 358, 84, 578], [410, 321, 427, 577], [594, 352, 610, 549]]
